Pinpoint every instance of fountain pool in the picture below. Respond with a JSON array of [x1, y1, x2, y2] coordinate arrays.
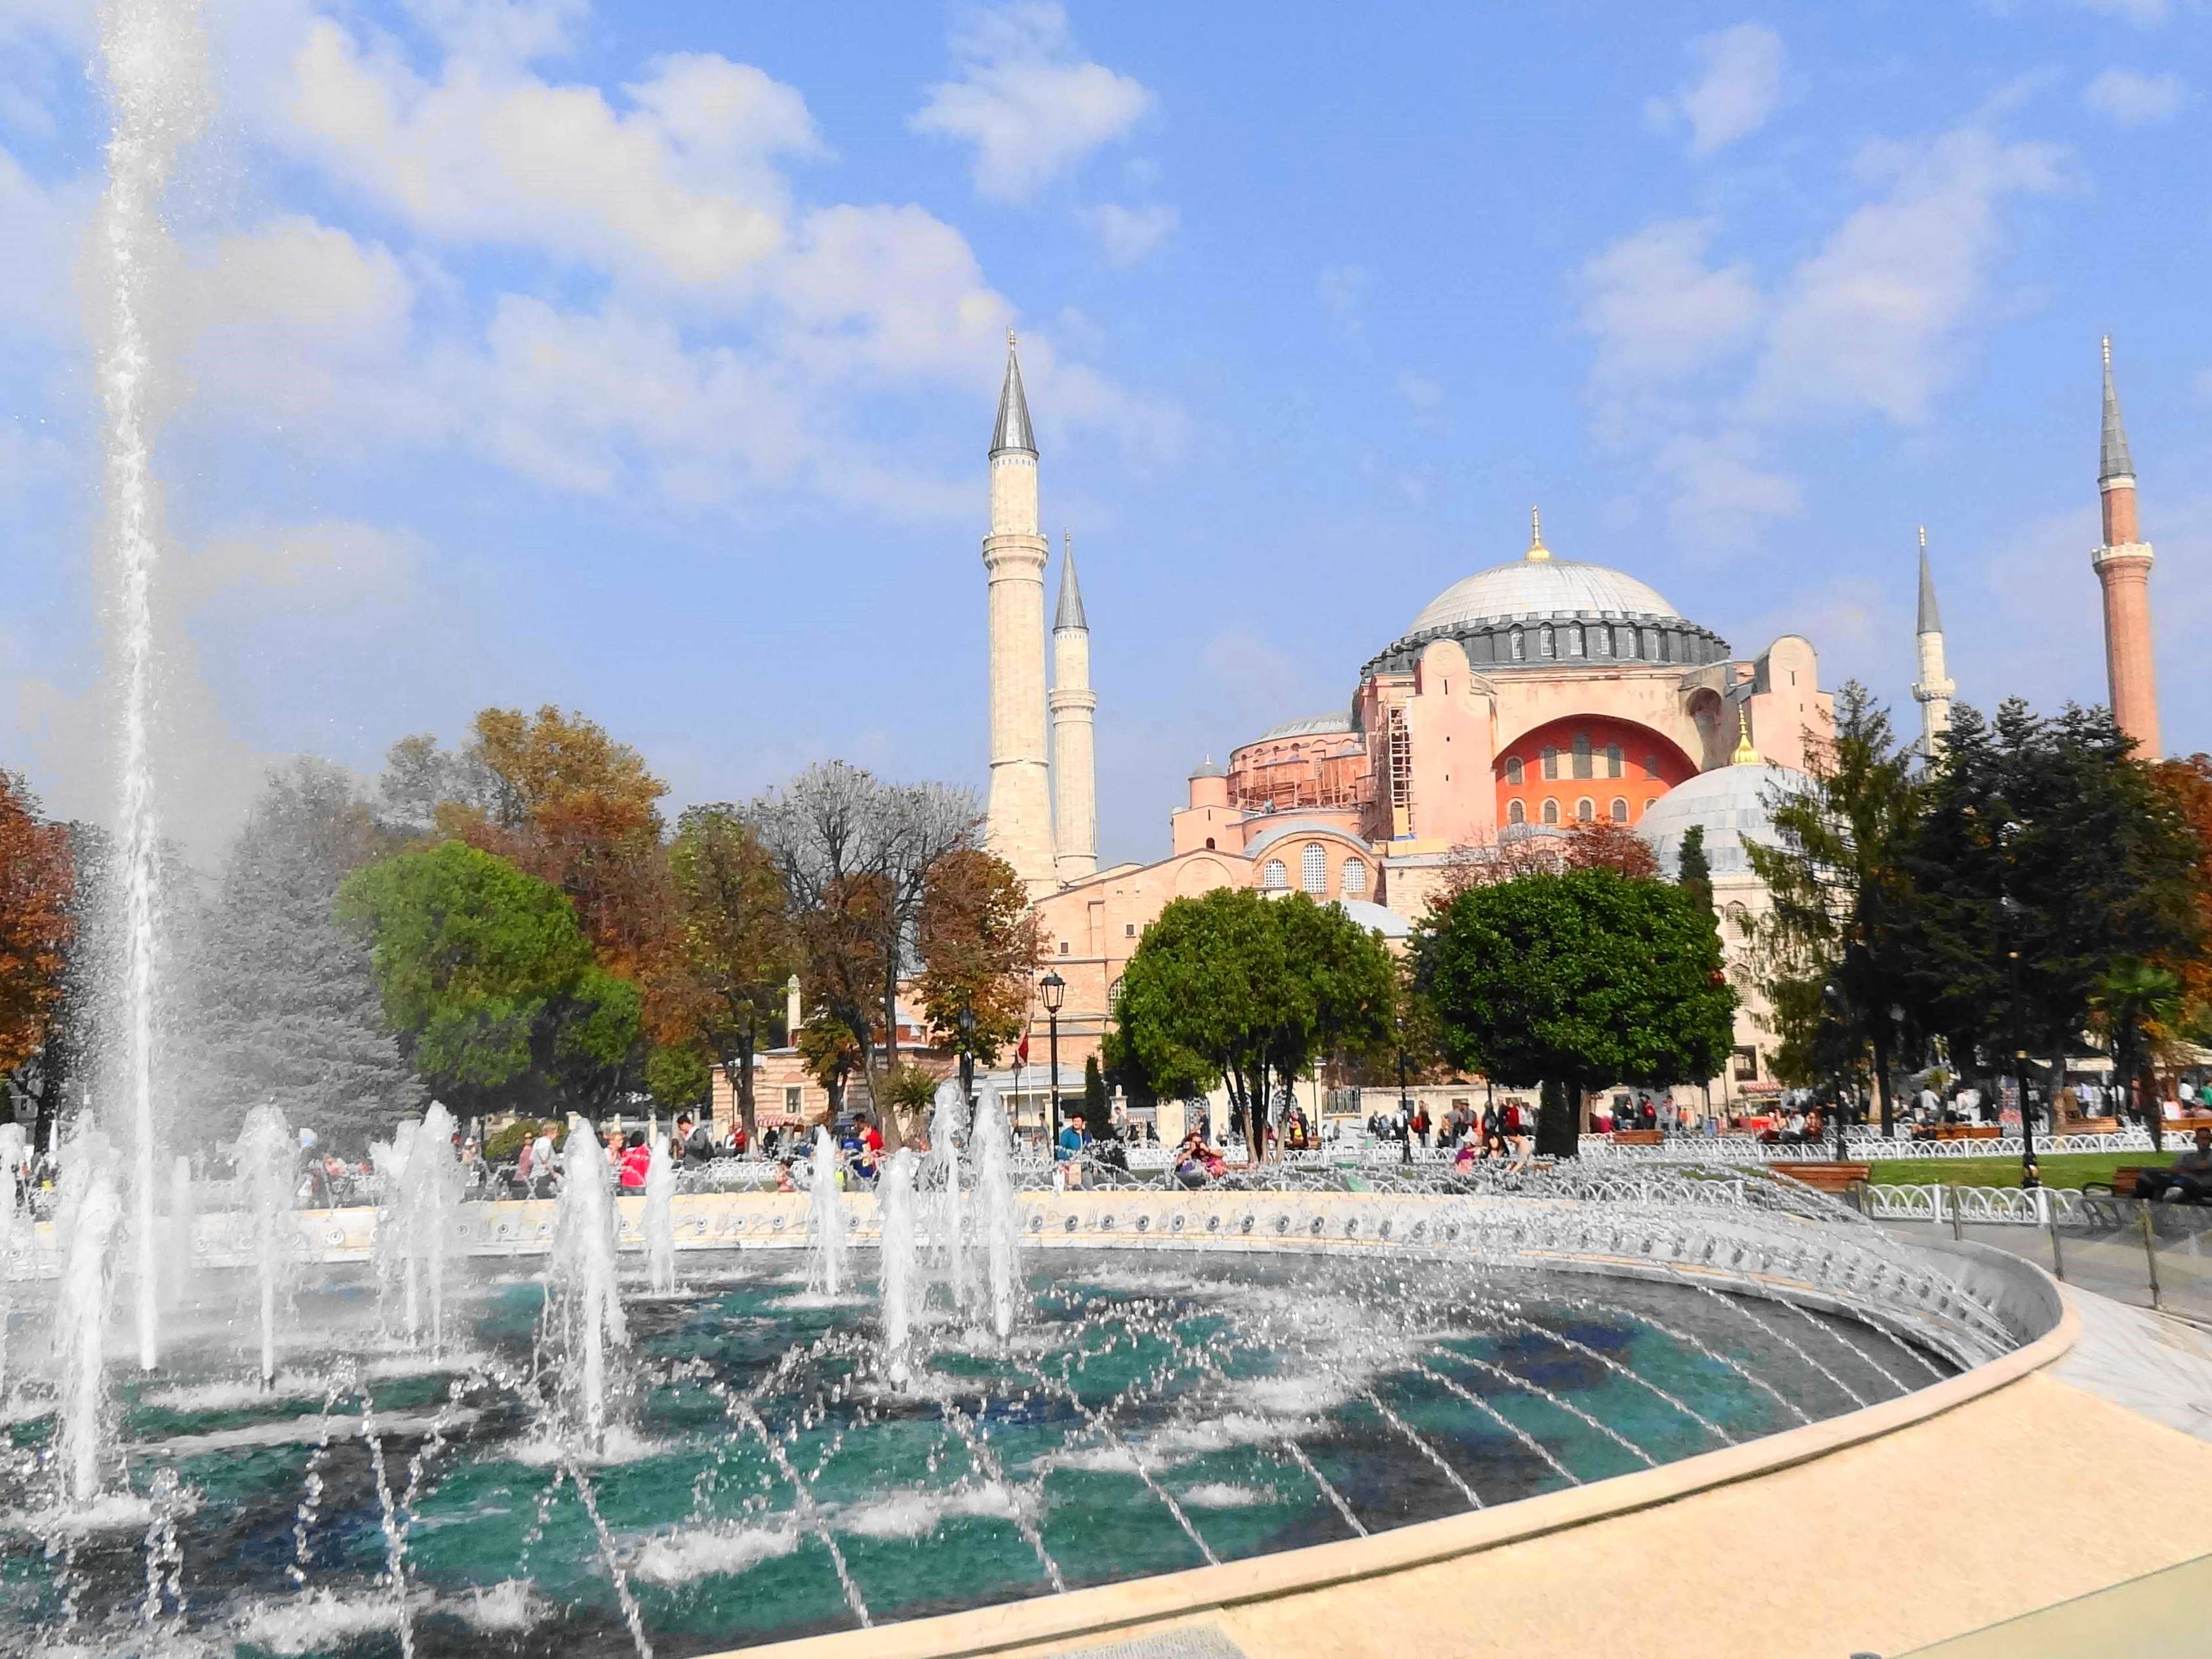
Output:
[[0, 1222, 1973, 1659]]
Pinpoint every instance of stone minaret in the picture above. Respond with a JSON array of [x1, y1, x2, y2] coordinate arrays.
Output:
[[1051, 530, 1097, 884], [1911, 526, 1954, 759], [983, 332, 1056, 894], [2093, 335, 2162, 757]]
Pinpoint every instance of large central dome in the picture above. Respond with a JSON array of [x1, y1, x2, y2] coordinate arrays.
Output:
[[1409, 557, 1683, 635]]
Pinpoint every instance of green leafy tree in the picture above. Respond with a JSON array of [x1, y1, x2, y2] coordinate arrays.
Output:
[[1747, 682, 1926, 1136], [1676, 824, 1713, 915], [1080, 1052, 1112, 1138], [1904, 700, 2201, 1148], [1417, 869, 1736, 1158], [1108, 890, 1393, 1158], [661, 807, 797, 1148], [877, 1062, 942, 1140], [337, 839, 642, 1120], [643, 1043, 711, 1113], [2089, 961, 2185, 1150]]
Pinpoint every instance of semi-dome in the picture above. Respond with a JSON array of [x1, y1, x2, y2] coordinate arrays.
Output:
[[1256, 713, 1356, 742], [1637, 761, 1806, 879], [1409, 558, 1682, 637]]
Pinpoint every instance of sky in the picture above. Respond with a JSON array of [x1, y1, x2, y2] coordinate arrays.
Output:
[[3, 0, 2209, 869]]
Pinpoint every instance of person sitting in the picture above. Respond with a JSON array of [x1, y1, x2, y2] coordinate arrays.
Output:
[[2137, 1129, 2212, 1204], [1174, 1126, 1220, 1186], [772, 1158, 798, 1193], [1452, 1140, 1478, 1171]]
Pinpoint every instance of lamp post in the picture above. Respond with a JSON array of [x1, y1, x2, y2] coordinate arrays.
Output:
[[1997, 818, 2036, 1178], [1040, 969, 1066, 1151], [955, 1005, 976, 1111]]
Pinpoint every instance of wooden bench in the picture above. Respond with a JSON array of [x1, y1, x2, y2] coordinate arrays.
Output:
[[1771, 1162, 1871, 1195], [2057, 1116, 2120, 1135], [1610, 1129, 1665, 1146], [1929, 1124, 2002, 1142]]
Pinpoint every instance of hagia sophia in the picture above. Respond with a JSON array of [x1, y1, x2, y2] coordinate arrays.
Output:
[[982, 328, 2168, 1123]]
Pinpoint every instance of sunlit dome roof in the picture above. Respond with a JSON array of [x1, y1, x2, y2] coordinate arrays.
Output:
[[1637, 762, 1806, 879], [1409, 558, 1683, 635], [1257, 713, 1356, 742]]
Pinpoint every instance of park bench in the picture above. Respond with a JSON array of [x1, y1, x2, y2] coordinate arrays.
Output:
[[1928, 1124, 2002, 1142], [1770, 1162, 1870, 1195], [1610, 1129, 1665, 1146]]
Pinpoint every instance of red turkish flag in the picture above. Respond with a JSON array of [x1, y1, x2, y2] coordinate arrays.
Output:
[[1016, 1035, 1030, 1066]]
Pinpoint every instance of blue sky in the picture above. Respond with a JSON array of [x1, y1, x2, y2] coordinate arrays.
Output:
[[2, 0, 2208, 865]]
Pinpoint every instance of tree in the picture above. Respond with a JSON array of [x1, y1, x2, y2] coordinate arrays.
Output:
[[2148, 755, 2212, 1041], [172, 761, 424, 1147], [1562, 818, 1661, 879], [0, 772, 74, 1081], [2089, 961, 2185, 1149], [1108, 890, 1394, 1158], [1417, 869, 1736, 1159], [877, 1062, 942, 1140], [915, 847, 1039, 1108], [796, 1014, 861, 1123], [1079, 1052, 1112, 1138], [1747, 682, 1925, 1137], [1905, 701, 2200, 1146], [644, 1043, 711, 1113], [749, 761, 978, 1088], [661, 807, 796, 1149], [337, 840, 642, 1120], [1676, 824, 1714, 915]]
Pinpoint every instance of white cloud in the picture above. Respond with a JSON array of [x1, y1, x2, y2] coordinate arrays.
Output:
[[282, 20, 817, 289], [1397, 372, 1444, 410], [1316, 263, 1369, 334], [1654, 430, 1803, 557], [1748, 127, 2069, 425], [1578, 218, 1764, 386], [1080, 201, 1177, 266], [0, 146, 93, 344], [2082, 67, 2188, 125], [912, 3, 1153, 203], [1645, 22, 1789, 157], [396, 0, 588, 63]]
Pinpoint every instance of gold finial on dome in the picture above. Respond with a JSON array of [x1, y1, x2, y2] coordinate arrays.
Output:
[[1526, 505, 1550, 563], [1731, 706, 1760, 767]]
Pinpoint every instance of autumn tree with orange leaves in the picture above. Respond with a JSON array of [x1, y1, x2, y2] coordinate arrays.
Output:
[[0, 772, 75, 1079], [2150, 753, 2212, 1041]]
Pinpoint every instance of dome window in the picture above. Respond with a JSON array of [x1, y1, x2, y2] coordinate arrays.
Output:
[[1541, 799, 1560, 826], [1510, 628, 1526, 662], [1642, 628, 1661, 659], [1301, 843, 1327, 892], [1539, 624, 1556, 658], [1503, 755, 1524, 785], [1614, 625, 1635, 658], [1564, 626, 1584, 658], [1590, 625, 1610, 658], [1262, 860, 1288, 890]]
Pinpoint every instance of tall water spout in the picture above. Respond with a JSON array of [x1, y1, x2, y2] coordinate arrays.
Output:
[[551, 1118, 627, 1450], [233, 1104, 296, 1388], [807, 1128, 847, 1296], [0, 1124, 24, 1401], [877, 1149, 918, 1380], [972, 1086, 1021, 1340], [54, 1119, 124, 1506], [96, 0, 209, 1377], [393, 1104, 461, 1353], [642, 1136, 676, 1296], [165, 1149, 194, 1304], [926, 1079, 969, 1309]]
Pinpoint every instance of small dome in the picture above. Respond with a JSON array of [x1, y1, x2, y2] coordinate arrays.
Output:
[[1188, 760, 1227, 779], [1410, 557, 1682, 636], [1638, 763, 1806, 880]]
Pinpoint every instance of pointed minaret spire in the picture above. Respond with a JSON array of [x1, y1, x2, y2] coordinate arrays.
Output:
[[1054, 529, 1088, 631], [1912, 525, 1954, 759], [1526, 505, 1550, 563], [2091, 334, 2161, 756], [2099, 334, 2134, 485], [991, 329, 1037, 456], [1050, 529, 1097, 883], [1730, 706, 1760, 767]]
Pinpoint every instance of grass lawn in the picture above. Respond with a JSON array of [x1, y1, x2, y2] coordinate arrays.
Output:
[[1866, 1151, 2179, 1190]]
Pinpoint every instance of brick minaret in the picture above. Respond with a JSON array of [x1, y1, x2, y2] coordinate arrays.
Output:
[[2093, 335, 2162, 757], [983, 332, 1057, 895], [1050, 530, 1097, 883], [1910, 526, 1954, 759]]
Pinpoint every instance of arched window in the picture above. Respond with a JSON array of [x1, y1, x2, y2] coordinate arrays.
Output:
[[1572, 732, 1592, 779], [1590, 624, 1610, 658], [1642, 628, 1661, 659], [1508, 799, 1526, 826], [1204, 836, 1215, 849], [1301, 843, 1326, 892], [1605, 744, 1623, 778], [1564, 626, 1584, 658], [1615, 625, 1636, 658], [1262, 860, 1288, 889], [1541, 799, 1560, 826], [1539, 624, 1556, 658], [1342, 858, 1367, 894], [1509, 627, 1526, 661], [1576, 797, 1595, 822], [1643, 752, 1660, 779], [1610, 797, 1629, 822], [1504, 755, 1524, 785], [1541, 746, 1559, 780]]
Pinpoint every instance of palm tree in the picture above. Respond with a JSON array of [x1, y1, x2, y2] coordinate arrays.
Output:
[[2091, 960, 2184, 1153]]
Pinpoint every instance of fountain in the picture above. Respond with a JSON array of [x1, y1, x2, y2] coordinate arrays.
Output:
[[52, 1117, 125, 1508], [642, 1136, 677, 1296], [165, 1150, 195, 1304], [231, 1104, 297, 1388], [926, 1079, 971, 1309], [550, 1117, 628, 1450], [972, 1086, 1022, 1340], [807, 1127, 848, 1296], [387, 1102, 462, 1353], [877, 1149, 919, 1378]]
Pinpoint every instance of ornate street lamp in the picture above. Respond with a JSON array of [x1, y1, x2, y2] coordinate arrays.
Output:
[[1040, 969, 1067, 1149]]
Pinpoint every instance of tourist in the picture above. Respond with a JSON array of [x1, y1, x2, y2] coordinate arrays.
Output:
[[2136, 1129, 2212, 1204], [1452, 1140, 1478, 1171], [1410, 1105, 1431, 1149], [618, 1129, 651, 1190], [686, 1115, 717, 1163], [772, 1158, 798, 1193], [529, 1123, 559, 1197]]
